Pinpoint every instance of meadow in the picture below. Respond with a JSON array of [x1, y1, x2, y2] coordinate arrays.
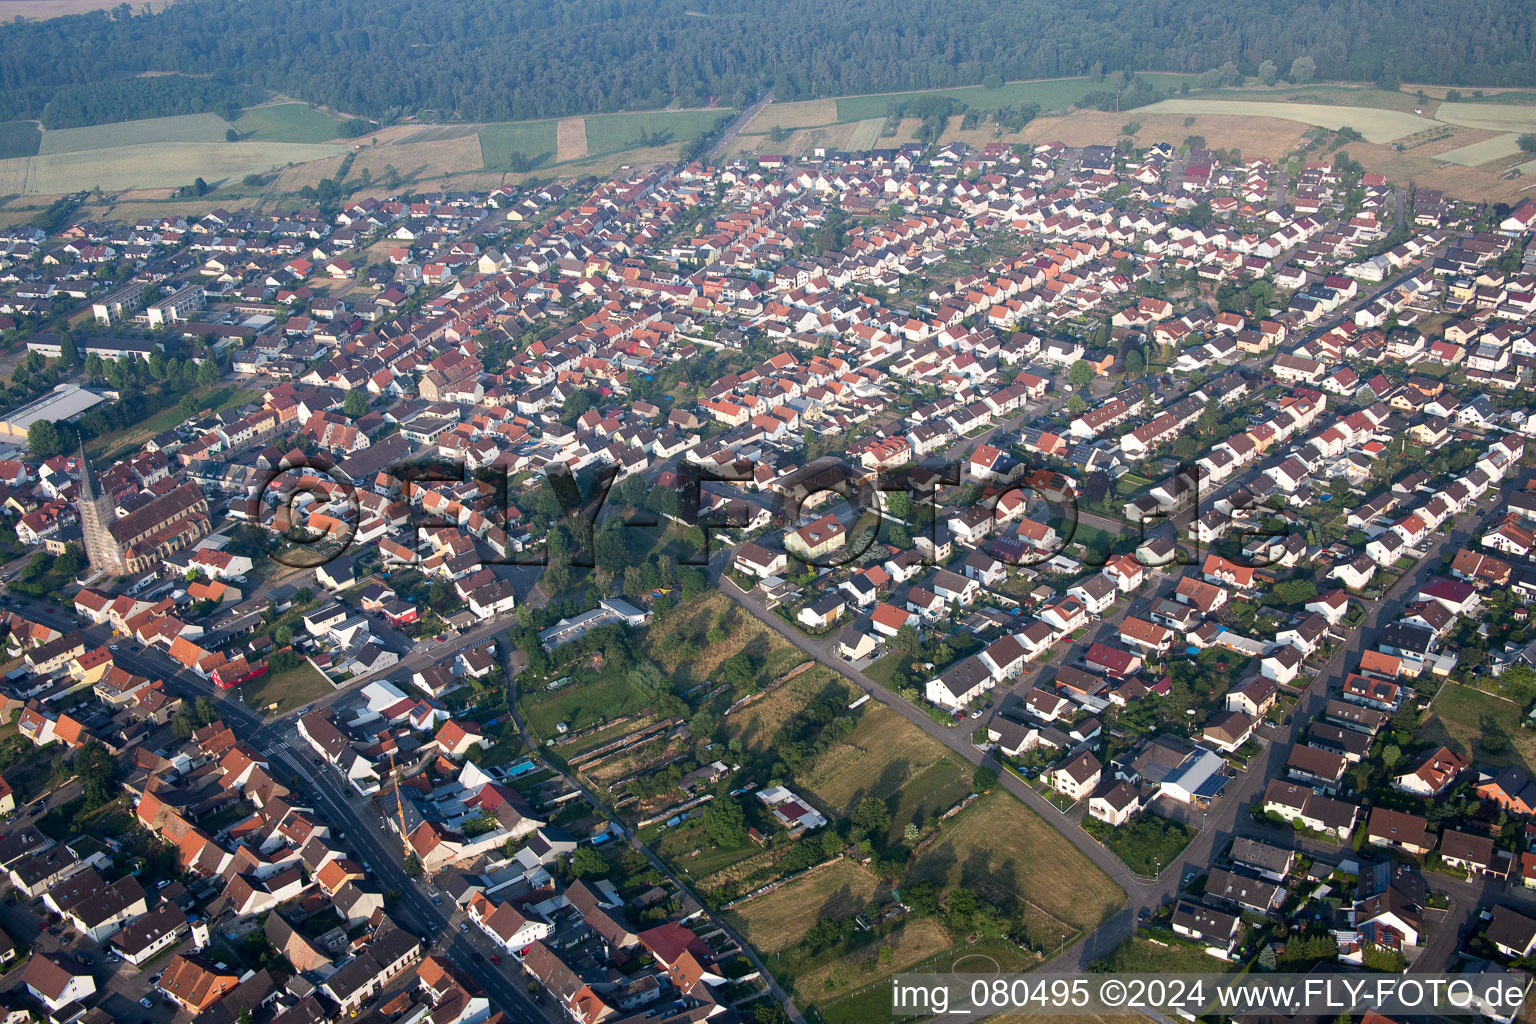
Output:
[[582, 109, 729, 156], [725, 859, 883, 953], [1417, 680, 1535, 774], [477, 120, 559, 170], [233, 103, 346, 144], [39, 112, 232, 154], [909, 792, 1124, 947]]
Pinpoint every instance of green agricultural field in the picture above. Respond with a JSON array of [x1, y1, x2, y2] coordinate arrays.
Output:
[[234, 103, 345, 144], [1136, 98, 1435, 143], [1434, 101, 1536, 133], [24, 140, 347, 194], [0, 121, 41, 159], [832, 73, 1195, 122], [38, 112, 232, 154], [478, 120, 559, 169], [583, 109, 730, 156], [1438, 133, 1525, 167]]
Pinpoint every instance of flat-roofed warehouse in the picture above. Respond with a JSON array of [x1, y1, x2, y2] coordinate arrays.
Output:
[[0, 384, 105, 442]]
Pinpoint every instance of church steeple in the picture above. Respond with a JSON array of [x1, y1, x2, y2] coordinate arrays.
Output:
[[77, 438, 101, 504], [76, 438, 125, 577]]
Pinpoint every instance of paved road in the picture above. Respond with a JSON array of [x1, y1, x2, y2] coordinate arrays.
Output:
[[706, 89, 775, 162], [721, 456, 1524, 975]]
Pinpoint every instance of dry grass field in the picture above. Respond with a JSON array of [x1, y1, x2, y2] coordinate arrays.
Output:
[[1137, 98, 1436, 143], [909, 792, 1124, 946], [641, 592, 803, 692], [556, 117, 588, 162], [724, 666, 847, 753], [725, 859, 883, 953], [801, 705, 974, 845], [742, 98, 841, 135], [727, 122, 860, 159], [26, 140, 347, 193], [348, 135, 483, 182], [788, 917, 952, 1003], [1014, 110, 1308, 162], [846, 117, 886, 150]]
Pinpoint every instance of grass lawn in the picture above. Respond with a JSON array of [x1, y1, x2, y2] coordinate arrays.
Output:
[[234, 103, 345, 144], [863, 651, 910, 689], [234, 660, 333, 717], [88, 385, 260, 462], [519, 670, 649, 740], [1417, 680, 1534, 772], [478, 120, 559, 169], [1082, 813, 1196, 877]]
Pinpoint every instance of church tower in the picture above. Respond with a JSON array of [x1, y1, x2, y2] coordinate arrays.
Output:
[[76, 441, 126, 577]]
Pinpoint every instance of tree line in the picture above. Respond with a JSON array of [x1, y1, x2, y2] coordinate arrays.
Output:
[[0, 0, 1530, 126]]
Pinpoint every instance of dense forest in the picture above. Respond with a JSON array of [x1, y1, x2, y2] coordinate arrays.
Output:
[[0, 0, 1532, 125]]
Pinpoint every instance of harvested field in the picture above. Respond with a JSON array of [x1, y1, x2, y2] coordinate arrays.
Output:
[[727, 123, 858, 159], [789, 917, 952, 1003], [1136, 99, 1436, 143], [847, 117, 885, 150], [725, 859, 882, 953], [1347, 139, 1531, 204], [1439, 133, 1525, 167], [39, 112, 231, 154], [741, 98, 840, 134], [1434, 101, 1536, 133], [394, 125, 482, 145], [273, 155, 347, 193], [909, 792, 1123, 945], [1015, 110, 1307, 162], [556, 117, 588, 162]]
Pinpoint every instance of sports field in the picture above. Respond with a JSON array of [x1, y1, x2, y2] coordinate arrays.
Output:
[[1136, 98, 1436, 143], [233, 103, 346, 144], [725, 859, 882, 953]]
